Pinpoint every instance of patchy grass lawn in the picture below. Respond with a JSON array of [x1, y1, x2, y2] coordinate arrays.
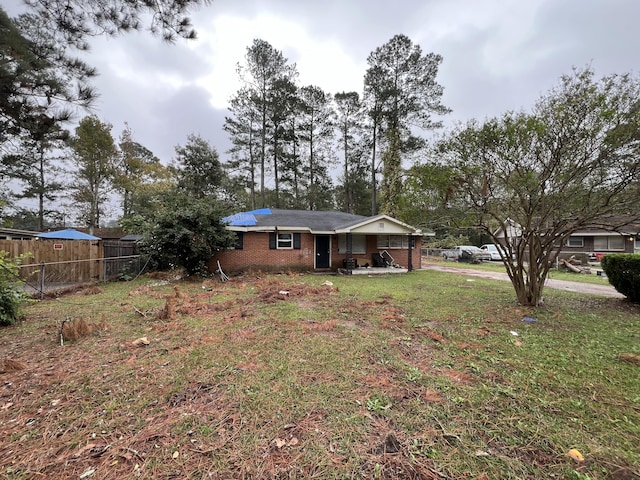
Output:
[[1, 271, 639, 479]]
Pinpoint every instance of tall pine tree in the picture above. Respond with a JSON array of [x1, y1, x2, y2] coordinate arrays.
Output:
[[364, 34, 449, 216]]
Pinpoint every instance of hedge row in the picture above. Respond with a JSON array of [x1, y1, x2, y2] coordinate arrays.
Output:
[[601, 254, 640, 303]]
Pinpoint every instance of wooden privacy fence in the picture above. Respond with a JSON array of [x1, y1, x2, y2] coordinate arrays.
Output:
[[0, 239, 141, 295]]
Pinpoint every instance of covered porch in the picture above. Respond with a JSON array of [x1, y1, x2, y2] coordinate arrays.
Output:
[[335, 215, 422, 273]]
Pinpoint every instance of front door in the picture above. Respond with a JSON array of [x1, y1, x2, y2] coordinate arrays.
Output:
[[315, 235, 331, 269]]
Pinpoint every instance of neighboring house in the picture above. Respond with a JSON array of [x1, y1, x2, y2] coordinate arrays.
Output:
[[494, 219, 640, 257], [0, 227, 39, 240], [211, 208, 423, 273], [562, 227, 640, 256]]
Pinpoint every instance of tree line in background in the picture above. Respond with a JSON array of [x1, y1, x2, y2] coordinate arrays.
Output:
[[2, 16, 448, 229], [1, 2, 640, 306], [224, 35, 449, 217]]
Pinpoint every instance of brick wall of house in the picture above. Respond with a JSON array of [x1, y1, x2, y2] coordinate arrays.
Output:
[[210, 232, 316, 273], [211, 232, 423, 274]]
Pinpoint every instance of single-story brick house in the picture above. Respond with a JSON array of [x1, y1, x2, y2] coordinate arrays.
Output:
[[210, 208, 423, 273]]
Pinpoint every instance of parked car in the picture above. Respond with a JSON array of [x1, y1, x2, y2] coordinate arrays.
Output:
[[480, 243, 509, 261], [442, 245, 492, 263], [480, 244, 500, 261]]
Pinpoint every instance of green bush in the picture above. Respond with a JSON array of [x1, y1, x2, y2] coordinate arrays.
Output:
[[0, 252, 29, 326], [139, 192, 236, 277], [601, 254, 640, 303]]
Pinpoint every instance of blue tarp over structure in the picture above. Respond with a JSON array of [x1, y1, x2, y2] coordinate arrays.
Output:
[[223, 208, 272, 226], [35, 229, 101, 240]]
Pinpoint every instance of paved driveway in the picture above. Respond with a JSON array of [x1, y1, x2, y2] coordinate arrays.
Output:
[[426, 264, 624, 298]]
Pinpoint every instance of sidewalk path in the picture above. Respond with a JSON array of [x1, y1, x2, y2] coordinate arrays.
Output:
[[425, 264, 624, 298]]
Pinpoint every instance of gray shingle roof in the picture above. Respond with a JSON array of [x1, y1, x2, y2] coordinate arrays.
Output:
[[224, 208, 420, 234], [251, 209, 369, 231]]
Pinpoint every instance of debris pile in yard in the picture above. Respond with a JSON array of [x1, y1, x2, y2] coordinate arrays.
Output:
[[258, 281, 337, 303], [559, 256, 592, 274], [60, 317, 100, 342]]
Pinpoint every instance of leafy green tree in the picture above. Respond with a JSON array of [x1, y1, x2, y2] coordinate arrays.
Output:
[[2, 208, 58, 231], [114, 124, 169, 219], [3, 0, 208, 155], [172, 134, 226, 199], [131, 132, 244, 276], [68, 115, 118, 233], [601, 254, 640, 303], [365, 34, 450, 215], [0, 188, 9, 224], [441, 68, 640, 306], [362, 65, 387, 215], [379, 128, 403, 218], [398, 162, 462, 236], [139, 191, 236, 276]]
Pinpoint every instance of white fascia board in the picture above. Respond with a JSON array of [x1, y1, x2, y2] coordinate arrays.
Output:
[[225, 226, 276, 232], [274, 226, 312, 233], [227, 225, 330, 234]]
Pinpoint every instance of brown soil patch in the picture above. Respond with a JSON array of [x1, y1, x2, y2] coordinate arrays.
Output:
[[438, 368, 475, 384]]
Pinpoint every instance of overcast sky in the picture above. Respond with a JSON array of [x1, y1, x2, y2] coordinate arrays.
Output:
[[6, 0, 640, 167]]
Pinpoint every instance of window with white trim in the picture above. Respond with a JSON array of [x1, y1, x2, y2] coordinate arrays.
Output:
[[377, 235, 414, 249], [338, 235, 366, 254], [277, 233, 293, 249], [565, 236, 584, 248]]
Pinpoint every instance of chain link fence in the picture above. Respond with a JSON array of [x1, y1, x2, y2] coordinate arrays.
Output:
[[0, 239, 149, 298], [18, 254, 147, 298]]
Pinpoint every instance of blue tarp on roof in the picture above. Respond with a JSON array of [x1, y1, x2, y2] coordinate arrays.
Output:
[[36, 229, 101, 240], [223, 208, 272, 226]]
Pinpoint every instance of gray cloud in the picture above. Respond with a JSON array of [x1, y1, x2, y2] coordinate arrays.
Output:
[[5, 0, 640, 164]]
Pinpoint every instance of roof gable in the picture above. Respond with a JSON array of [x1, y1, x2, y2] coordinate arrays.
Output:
[[337, 215, 419, 234]]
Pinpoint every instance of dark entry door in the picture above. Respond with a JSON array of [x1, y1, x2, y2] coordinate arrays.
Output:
[[315, 235, 330, 269]]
